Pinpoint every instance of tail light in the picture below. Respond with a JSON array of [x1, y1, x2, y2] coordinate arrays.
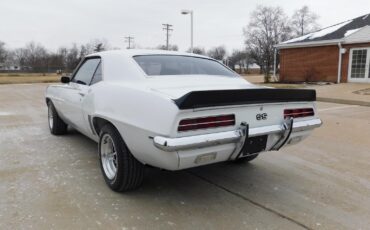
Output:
[[284, 108, 314, 119], [178, 114, 235, 132]]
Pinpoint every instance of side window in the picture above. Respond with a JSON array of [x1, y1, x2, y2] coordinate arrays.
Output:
[[90, 62, 102, 85], [72, 58, 100, 85]]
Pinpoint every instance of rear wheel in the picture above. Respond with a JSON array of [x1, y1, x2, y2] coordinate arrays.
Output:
[[47, 101, 68, 135], [234, 154, 259, 163], [99, 124, 144, 192]]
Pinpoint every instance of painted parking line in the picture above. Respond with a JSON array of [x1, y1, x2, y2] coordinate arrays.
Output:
[[318, 105, 359, 112], [0, 112, 13, 116]]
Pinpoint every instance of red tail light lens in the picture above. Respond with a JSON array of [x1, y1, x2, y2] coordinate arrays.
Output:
[[178, 114, 235, 132], [284, 108, 314, 119]]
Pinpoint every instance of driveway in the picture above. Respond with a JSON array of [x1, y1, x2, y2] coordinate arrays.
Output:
[[1, 84, 369, 229]]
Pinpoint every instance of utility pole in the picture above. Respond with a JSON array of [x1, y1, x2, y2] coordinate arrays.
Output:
[[162, 24, 173, 50], [124, 36, 134, 49]]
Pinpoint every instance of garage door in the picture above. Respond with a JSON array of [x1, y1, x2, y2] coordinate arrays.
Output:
[[348, 48, 370, 83]]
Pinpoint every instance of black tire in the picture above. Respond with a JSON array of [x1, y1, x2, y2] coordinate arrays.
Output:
[[234, 154, 259, 163], [98, 124, 144, 192], [47, 101, 68, 135]]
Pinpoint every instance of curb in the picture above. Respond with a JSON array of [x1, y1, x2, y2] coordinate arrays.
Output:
[[317, 97, 370, 107]]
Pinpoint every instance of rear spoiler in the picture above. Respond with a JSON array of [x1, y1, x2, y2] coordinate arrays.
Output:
[[173, 88, 316, 110]]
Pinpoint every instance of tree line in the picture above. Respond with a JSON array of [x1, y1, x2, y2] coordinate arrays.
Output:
[[0, 5, 319, 80], [0, 39, 110, 73]]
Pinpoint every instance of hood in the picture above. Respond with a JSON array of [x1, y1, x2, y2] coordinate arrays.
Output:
[[145, 75, 261, 99]]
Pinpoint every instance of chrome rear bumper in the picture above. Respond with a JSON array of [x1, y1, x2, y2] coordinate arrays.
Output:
[[153, 118, 322, 152]]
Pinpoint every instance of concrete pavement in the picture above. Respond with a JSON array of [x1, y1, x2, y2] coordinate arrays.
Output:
[[313, 83, 370, 106], [1, 84, 370, 229]]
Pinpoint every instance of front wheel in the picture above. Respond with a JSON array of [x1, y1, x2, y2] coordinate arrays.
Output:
[[99, 124, 144, 192]]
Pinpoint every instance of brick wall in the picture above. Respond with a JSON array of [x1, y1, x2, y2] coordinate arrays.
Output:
[[279, 45, 339, 82], [279, 43, 370, 83]]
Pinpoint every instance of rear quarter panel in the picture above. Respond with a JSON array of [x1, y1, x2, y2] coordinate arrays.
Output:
[[91, 82, 181, 169]]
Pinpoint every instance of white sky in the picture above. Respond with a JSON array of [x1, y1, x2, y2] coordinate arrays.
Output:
[[1, 0, 369, 53]]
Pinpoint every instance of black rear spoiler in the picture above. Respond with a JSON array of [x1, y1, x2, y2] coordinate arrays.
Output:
[[173, 88, 316, 110]]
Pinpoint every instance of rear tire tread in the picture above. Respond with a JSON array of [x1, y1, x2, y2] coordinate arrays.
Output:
[[234, 153, 259, 163]]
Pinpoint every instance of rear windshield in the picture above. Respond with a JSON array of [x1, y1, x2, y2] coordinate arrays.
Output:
[[133, 55, 237, 77]]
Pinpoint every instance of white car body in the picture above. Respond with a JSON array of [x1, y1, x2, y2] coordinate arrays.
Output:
[[45, 49, 322, 171]]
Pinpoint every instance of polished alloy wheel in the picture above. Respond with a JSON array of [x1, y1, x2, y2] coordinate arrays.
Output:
[[100, 134, 118, 180], [48, 105, 54, 129]]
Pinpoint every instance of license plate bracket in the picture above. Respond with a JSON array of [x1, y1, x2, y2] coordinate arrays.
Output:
[[241, 135, 268, 156]]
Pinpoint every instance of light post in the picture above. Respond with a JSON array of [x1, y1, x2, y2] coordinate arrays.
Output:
[[181, 9, 193, 53]]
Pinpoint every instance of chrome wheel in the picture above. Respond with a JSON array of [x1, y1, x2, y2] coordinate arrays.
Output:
[[48, 105, 54, 130], [100, 134, 118, 180]]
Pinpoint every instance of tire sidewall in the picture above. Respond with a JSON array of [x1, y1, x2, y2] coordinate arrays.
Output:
[[47, 101, 56, 133], [98, 125, 124, 190]]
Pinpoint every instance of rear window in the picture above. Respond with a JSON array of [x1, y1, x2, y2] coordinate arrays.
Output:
[[133, 55, 237, 77]]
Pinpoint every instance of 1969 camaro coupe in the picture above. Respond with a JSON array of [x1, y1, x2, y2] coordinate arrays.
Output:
[[45, 50, 322, 191]]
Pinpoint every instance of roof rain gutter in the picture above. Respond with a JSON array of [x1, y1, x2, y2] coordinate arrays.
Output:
[[337, 42, 343, 84]]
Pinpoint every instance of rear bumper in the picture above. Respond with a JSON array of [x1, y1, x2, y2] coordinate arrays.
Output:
[[153, 118, 322, 152]]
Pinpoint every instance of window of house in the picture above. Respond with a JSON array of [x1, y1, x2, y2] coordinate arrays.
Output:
[[350, 49, 368, 79]]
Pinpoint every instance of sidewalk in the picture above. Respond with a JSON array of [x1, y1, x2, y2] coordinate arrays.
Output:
[[242, 74, 370, 106], [310, 83, 370, 107]]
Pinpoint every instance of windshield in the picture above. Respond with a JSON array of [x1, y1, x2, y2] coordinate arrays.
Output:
[[133, 55, 237, 77]]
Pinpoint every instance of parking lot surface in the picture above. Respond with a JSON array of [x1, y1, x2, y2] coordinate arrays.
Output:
[[1, 84, 369, 230]]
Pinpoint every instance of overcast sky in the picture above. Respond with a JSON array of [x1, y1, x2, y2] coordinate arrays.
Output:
[[1, 0, 370, 53]]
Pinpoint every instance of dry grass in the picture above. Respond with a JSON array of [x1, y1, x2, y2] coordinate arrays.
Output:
[[0, 73, 60, 84], [258, 83, 306, 89], [241, 74, 306, 89]]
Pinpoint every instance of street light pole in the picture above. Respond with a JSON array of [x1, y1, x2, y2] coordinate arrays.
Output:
[[190, 11, 193, 53], [181, 9, 194, 53]]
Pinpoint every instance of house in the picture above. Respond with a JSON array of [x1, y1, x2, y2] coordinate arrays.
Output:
[[233, 62, 261, 74], [0, 63, 21, 71], [276, 13, 370, 83]]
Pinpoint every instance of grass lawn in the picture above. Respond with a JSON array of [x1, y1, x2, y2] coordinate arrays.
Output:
[[0, 73, 60, 84]]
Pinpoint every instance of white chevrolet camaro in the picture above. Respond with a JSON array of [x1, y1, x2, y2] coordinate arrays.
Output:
[[45, 50, 322, 191]]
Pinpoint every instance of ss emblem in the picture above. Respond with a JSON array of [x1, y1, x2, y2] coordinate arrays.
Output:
[[256, 113, 268, 121]]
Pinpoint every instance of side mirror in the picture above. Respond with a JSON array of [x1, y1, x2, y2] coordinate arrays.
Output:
[[61, 76, 70, 84]]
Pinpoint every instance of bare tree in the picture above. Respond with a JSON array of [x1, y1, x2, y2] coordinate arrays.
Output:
[[23, 42, 49, 73], [0, 38, 114, 73], [291, 6, 320, 36], [94, 43, 104, 52], [13, 48, 27, 69], [0, 41, 7, 64], [79, 44, 92, 57], [65, 44, 80, 72], [244, 5, 291, 82], [90, 39, 110, 52], [188, 47, 206, 55], [157, 44, 178, 51], [207, 46, 227, 60], [228, 50, 248, 73]]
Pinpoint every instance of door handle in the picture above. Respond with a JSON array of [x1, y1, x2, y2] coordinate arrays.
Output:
[[79, 92, 86, 97]]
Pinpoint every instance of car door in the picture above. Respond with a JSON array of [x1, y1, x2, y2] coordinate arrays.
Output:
[[61, 57, 101, 134]]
